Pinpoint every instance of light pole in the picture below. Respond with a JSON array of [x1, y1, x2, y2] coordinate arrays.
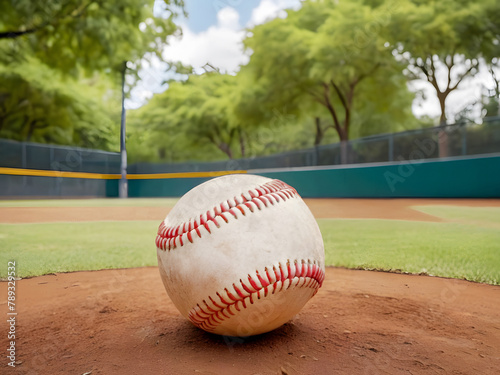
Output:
[[119, 61, 128, 198]]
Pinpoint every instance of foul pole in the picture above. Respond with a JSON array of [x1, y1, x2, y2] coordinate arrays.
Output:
[[119, 61, 128, 198]]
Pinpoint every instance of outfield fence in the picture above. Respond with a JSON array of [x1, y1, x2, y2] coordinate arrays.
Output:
[[129, 117, 500, 173], [1, 118, 499, 174], [0, 117, 499, 198], [0, 141, 120, 197], [0, 139, 120, 174]]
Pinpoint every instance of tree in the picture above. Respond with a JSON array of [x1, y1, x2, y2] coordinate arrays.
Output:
[[386, 0, 500, 155], [130, 72, 246, 161], [0, 0, 185, 149], [242, 0, 415, 163], [483, 58, 500, 118], [0, 58, 119, 149], [0, 0, 185, 75]]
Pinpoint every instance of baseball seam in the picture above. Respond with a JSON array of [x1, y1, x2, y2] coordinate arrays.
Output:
[[187, 259, 325, 332], [155, 179, 298, 251]]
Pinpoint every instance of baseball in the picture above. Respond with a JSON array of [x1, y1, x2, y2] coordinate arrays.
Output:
[[155, 174, 325, 336]]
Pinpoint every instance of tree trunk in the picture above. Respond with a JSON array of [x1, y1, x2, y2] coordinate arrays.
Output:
[[217, 142, 233, 159], [239, 130, 245, 158], [337, 125, 349, 164], [314, 117, 323, 146], [437, 92, 449, 158], [26, 120, 38, 142], [415, 55, 478, 158]]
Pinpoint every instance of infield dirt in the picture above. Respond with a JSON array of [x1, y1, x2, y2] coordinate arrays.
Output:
[[1, 199, 499, 374]]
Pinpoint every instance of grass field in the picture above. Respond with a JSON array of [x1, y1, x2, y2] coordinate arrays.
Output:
[[1, 201, 499, 285], [320, 218, 500, 285]]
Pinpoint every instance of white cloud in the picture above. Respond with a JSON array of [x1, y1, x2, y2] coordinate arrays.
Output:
[[247, 0, 301, 27], [126, 56, 168, 109], [162, 7, 247, 74], [129, 1, 303, 108], [218, 6, 240, 30], [159, 1, 302, 76], [127, 6, 251, 108]]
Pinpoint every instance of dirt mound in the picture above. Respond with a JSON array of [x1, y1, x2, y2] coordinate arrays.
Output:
[[3, 267, 499, 374]]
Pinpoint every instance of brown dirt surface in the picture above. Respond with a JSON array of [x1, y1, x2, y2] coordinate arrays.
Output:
[[2, 267, 499, 375], [1, 198, 500, 374], [2, 198, 500, 223]]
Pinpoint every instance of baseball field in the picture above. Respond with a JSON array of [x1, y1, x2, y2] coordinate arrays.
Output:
[[1, 198, 500, 374]]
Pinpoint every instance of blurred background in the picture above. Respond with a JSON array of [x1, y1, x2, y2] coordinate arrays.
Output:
[[0, 0, 499, 196]]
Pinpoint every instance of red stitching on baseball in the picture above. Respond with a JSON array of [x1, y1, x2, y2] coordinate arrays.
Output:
[[156, 180, 298, 252], [187, 259, 325, 332]]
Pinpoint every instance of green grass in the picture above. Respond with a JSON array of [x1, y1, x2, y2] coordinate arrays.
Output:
[[319, 219, 500, 285], [0, 198, 179, 208], [0, 221, 159, 277], [1, 205, 499, 285]]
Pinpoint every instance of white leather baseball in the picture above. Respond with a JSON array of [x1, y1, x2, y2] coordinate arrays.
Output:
[[156, 174, 325, 336]]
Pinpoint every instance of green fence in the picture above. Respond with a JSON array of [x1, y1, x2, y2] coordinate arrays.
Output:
[[127, 154, 500, 198], [1, 118, 499, 198], [0, 140, 120, 197]]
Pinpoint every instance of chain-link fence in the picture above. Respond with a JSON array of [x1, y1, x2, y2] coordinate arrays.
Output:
[[0, 139, 120, 174], [130, 117, 500, 173], [1, 117, 499, 174]]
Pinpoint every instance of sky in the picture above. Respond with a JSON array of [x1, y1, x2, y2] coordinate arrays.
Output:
[[163, 0, 301, 72], [128, 0, 497, 122], [181, 0, 263, 33], [128, 0, 301, 108]]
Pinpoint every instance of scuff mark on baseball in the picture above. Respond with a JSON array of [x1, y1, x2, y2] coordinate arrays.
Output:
[[156, 174, 325, 337]]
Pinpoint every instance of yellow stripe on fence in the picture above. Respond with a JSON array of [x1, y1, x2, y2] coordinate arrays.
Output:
[[0, 167, 247, 180], [126, 170, 247, 179], [0, 167, 121, 180]]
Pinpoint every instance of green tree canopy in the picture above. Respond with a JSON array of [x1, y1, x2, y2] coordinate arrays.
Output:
[[0, 57, 119, 149], [129, 72, 246, 161], [0, 0, 185, 150], [241, 0, 415, 162], [0, 0, 185, 76], [386, 0, 500, 126]]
